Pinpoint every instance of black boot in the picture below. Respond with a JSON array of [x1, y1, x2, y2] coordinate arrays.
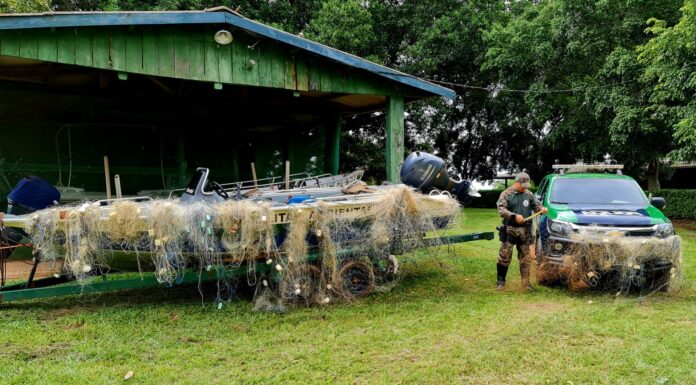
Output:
[[496, 264, 508, 290]]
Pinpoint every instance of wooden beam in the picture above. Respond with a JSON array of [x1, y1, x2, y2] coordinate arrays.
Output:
[[385, 95, 404, 183]]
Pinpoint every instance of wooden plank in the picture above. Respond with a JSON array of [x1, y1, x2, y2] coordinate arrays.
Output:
[[124, 28, 143, 73], [231, 35, 246, 84], [74, 27, 92, 67], [188, 28, 205, 80], [257, 41, 271, 87], [56, 28, 76, 64], [141, 28, 158, 75], [334, 69, 348, 93], [268, 42, 285, 89], [36, 28, 57, 62], [284, 55, 296, 90], [173, 29, 190, 79], [352, 72, 379, 95], [245, 39, 260, 86], [319, 60, 332, 93], [308, 59, 320, 92], [19, 30, 39, 59], [157, 29, 175, 77], [218, 36, 233, 84], [91, 27, 110, 69], [385, 95, 405, 183], [295, 56, 309, 91], [203, 35, 219, 82], [0, 30, 21, 57], [110, 28, 126, 70]]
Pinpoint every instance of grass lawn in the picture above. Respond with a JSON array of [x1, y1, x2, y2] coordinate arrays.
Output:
[[1, 208, 695, 384]]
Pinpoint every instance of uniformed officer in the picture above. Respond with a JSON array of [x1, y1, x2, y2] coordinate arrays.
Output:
[[496, 172, 547, 290]]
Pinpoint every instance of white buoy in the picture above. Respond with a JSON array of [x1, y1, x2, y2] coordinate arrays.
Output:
[[262, 280, 268, 287], [275, 264, 283, 272]]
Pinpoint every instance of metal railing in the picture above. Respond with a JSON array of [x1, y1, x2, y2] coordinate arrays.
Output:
[[167, 170, 365, 199]]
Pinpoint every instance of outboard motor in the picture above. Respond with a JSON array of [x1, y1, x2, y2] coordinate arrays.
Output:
[[180, 168, 228, 204], [6, 176, 61, 215], [400, 151, 480, 206]]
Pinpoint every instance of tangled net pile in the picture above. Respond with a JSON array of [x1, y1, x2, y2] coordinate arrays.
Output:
[[537, 230, 683, 293], [25, 186, 459, 310]]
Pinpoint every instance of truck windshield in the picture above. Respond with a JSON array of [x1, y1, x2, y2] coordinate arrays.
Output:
[[550, 178, 647, 205]]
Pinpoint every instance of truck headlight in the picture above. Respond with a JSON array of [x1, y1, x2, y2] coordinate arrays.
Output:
[[655, 223, 674, 238], [548, 219, 573, 236]]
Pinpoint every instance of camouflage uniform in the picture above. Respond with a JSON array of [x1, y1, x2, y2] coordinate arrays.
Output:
[[496, 186, 543, 287]]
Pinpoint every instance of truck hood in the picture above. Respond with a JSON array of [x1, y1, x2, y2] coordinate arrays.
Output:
[[549, 204, 669, 226]]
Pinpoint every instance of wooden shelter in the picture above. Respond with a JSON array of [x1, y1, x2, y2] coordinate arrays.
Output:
[[0, 9, 453, 201]]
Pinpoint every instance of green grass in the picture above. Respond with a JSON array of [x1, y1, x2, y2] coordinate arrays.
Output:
[[1, 208, 695, 384]]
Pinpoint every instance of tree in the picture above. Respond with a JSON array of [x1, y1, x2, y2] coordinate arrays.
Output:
[[304, 0, 379, 62], [0, 0, 51, 12], [399, 0, 508, 180], [640, 0, 696, 163], [484, 0, 683, 188], [308, 0, 510, 181]]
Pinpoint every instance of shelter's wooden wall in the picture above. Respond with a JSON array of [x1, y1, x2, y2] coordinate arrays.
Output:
[[0, 25, 406, 96]]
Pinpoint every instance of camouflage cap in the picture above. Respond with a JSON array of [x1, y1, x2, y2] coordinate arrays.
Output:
[[515, 172, 531, 188]]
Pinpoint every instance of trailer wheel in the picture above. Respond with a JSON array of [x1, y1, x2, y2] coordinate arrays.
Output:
[[338, 260, 375, 299]]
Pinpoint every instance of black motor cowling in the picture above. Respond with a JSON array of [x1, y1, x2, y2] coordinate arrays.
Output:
[[6, 176, 60, 215], [400, 151, 479, 206]]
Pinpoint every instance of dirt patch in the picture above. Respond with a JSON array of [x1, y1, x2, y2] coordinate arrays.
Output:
[[673, 219, 696, 232], [38, 306, 88, 321], [2, 342, 71, 362], [522, 302, 568, 314]]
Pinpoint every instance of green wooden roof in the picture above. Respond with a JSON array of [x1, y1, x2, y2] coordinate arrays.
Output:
[[0, 9, 455, 99]]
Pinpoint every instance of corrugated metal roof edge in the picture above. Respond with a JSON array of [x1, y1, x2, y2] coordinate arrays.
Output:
[[0, 10, 456, 99]]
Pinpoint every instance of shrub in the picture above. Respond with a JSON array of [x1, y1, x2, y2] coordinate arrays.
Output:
[[653, 189, 696, 219]]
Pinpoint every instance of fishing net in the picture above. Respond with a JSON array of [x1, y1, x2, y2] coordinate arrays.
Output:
[[536, 230, 683, 294], [23, 186, 460, 310]]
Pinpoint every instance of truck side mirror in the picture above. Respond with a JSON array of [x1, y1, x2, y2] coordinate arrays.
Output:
[[650, 197, 666, 210]]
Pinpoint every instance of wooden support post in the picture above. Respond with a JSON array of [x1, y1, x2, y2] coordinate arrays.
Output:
[[114, 175, 122, 199], [385, 96, 404, 183], [285, 160, 290, 190], [251, 162, 258, 188], [325, 114, 341, 175], [177, 128, 187, 187], [103, 156, 112, 200]]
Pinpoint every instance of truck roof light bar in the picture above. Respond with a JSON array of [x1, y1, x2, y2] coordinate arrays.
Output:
[[552, 164, 624, 175]]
